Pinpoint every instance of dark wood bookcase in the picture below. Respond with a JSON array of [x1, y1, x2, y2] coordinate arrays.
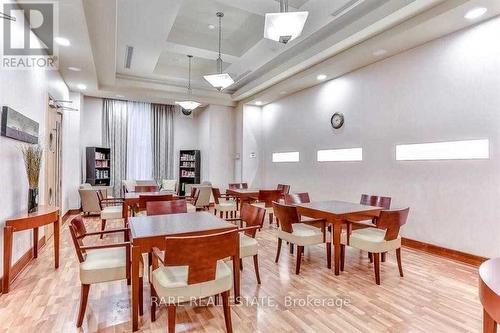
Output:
[[179, 149, 200, 195], [86, 147, 111, 186]]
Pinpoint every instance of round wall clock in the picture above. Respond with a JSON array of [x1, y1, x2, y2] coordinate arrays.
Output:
[[330, 112, 344, 129]]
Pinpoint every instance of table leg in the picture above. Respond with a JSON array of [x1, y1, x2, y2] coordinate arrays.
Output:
[[483, 309, 497, 333], [54, 219, 60, 269], [122, 202, 129, 226], [333, 221, 341, 275], [3, 226, 13, 293], [232, 254, 241, 304], [33, 227, 38, 258], [131, 244, 141, 331]]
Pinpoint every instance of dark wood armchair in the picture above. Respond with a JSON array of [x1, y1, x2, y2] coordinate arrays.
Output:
[[146, 199, 188, 216]]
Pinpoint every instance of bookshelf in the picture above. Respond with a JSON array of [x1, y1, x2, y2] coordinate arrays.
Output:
[[86, 147, 111, 186], [179, 149, 200, 195]]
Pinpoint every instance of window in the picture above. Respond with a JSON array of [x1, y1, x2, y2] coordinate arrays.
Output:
[[317, 148, 363, 162], [396, 139, 489, 161], [272, 151, 300, 163]]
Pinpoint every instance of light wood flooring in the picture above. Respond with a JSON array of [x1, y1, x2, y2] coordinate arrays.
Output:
[[0, 213, 483, 332]]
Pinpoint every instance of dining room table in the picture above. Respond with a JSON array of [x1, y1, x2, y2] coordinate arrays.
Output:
[[226, 188, 276, 209], [295, 200, 383, 275], [128, 211, 240, 331], [122, 192, 179, 224]]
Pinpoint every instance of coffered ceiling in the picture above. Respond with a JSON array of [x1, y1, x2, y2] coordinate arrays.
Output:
[[53, 0, 500, 107]]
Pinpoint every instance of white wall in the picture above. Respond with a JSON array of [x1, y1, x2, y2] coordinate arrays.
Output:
[[242, 105, 263, 187], [173, 110, 199, 180], [80, 96, 103, 181], [0, 68, 70, 277], [246, 18, 500, 258]]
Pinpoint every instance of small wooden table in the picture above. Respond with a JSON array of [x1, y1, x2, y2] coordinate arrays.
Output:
[[3, 205, 60, 293], [226, 188, 272, 209], [295, 201, 382, 275], [479, 257, 500, 332], [122, 192, 178, 224], [129, 212, 239, 331]]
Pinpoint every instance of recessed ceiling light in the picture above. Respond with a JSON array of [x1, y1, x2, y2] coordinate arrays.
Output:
[[68, 66, 81, 72], [54, 37, 70, 46], [255, 101, 263, 106], [373, 49, 387, 56], [76, 84, 87, 90], [316, 74, 327, 81], [465, 7, 487, 20], [208, 24, 215, 30]]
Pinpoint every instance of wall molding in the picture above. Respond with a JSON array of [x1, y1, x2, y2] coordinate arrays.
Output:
[[402, 237, 487, 266]]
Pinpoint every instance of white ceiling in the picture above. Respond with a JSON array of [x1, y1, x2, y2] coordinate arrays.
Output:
[[53, 0, 500, 107]]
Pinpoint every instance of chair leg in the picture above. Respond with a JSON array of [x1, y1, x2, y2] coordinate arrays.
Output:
[[295, 246, 304, 275], [396, 248, 404, 277], [221, 290, 233, 333], [275, 238, 282, 263], [240, 258, 243, 271], [76, 284, 90, 327], [381, 252, 387, 262], [139, 277, 144, 316], [214, 209, 217, 216], [100, 219, 106, 239], [289, 243, 294, 254], [150, 284, 157, 322], [368, 252, 373, 263], [340, 244, 345, 271], [167, 304, 176, 333], [269, 213, 273, 225], [220, 211, 223, 218], [373, 253, 381, 285], [253, 255, 261, 284]]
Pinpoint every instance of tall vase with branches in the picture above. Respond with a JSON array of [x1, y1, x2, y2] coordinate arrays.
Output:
[[20, 144, 43, 212]]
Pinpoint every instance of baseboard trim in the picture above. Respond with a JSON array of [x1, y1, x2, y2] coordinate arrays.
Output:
[[0, 235, 46, 295], [402, 237, 487, 266]]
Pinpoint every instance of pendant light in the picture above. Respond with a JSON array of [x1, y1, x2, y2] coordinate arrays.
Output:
[[203, 12, 234, 91], [264, 0, 308, 44], [175, 55, 201, 113]]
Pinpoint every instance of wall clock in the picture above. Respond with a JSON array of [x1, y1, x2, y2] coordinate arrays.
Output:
[[330, 112, 344, 129]]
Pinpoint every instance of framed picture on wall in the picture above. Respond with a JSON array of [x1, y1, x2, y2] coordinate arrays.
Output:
[[1, 106, 39, 144]]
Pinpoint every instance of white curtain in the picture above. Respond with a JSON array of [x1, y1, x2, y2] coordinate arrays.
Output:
[[126, 101, 153, 180]]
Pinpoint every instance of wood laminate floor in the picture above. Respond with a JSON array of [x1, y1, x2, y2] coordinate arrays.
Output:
[[0, 214, 482, 332]]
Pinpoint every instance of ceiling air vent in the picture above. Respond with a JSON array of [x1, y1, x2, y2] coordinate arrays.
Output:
[[125, 45, 134, 69], [331, 0, 365, 20]]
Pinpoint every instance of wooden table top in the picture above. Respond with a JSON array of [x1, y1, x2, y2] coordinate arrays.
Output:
[[6, 205, 59, 224], [295, 200, 382, 217], [226, 188, 260, 194], [129, 212, 237, 240], [480, 257, 500, 296]]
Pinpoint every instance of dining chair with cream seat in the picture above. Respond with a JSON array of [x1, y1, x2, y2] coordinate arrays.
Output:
[[185, 187, 200, 212], [150, 229, 238, 333], [97, 191, 124, 238], [161, 179, 178, 194], [122, 179, 137, 193], [251, 190, 282, 226], [226, 203, 266, 283], [272, 202, 331, 274], [68, 215, 144, 327], [341, 207, 410, 285], [146, 199, 189, 216], [212, 187, 237, 219]]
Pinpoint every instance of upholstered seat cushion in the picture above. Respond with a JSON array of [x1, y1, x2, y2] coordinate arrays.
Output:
[[239, 233, 258, 258], [151, 260, 232, 303], [80, 247, 143, 284], [215, 200, 237, 212], [186, 203, 196, 213], [100, 206, 123, 220], [341, 227, 401, 253], [277, 223, 324, 246]]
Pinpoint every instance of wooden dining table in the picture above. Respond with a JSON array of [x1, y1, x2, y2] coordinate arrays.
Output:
[[129, 212, 240, 331], [295, 200, 383, 275], [122, 192, 178, 224]]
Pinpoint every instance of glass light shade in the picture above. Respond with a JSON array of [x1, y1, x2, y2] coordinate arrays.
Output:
[[264, 11, 309, 44], [203, 73, 234, 90], [175, 101, 201, 110]]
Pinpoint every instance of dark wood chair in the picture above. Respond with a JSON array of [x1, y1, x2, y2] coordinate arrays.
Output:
[[272, 202, 331, 274], [146, 199, 188, 216], [479, 258, 500, 333], [134, 185, 159, 193], [136, 194, 173, 214], [228, 183, 242, 189], [284, 192, 310, 205], [277, 184, 291, 197], [150, 229, 238, 332], [227, 203, 265, 283], [251, 189, 282, 225], [212, 187, 237, 219], [341, 207, 410, 285], [68, 215, 143, 327], [96, 190, 125, 238]]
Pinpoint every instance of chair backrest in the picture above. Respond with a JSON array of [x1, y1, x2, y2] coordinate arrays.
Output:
[[376, 208, 410, 241], [69, 216, 88, 263], [161, 179, 177, 192], [138, 194, 173, 209], [195, 186, 211, 208], [147, 199, 188, 215], [258, 190, 282, 208], [272, 201, 300, 234], [212, 187, 222, 204], [134, 185, 159, 193], [228, 183, 241, 189], [163, 229, 239, 284], [360, 194, 392, 209], [80, 183, 92, 189], [241, 183, 248, 189], [79, 189, 102, 213], [240, 203, 266, 238], [122, 180, 137, 193], [284, 192, 310, 205], [277, 184, 291, 195]]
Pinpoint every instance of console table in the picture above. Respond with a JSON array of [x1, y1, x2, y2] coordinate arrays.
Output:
[[2, 205, 60, 293]]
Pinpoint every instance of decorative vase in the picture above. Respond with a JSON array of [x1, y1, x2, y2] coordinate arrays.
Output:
[[28, 187, 39, 213]]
